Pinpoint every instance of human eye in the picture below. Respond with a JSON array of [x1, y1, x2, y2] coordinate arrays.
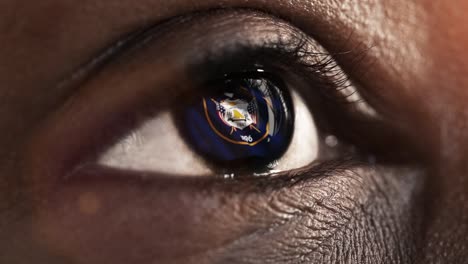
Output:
[[29, 10, 408, 181]]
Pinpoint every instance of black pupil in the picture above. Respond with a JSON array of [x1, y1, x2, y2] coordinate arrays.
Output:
[[179, 75, 294, 171]]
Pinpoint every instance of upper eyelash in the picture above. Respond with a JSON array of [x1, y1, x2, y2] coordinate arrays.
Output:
[[230, 35, 379, 119], [278, 34, 377, 113]]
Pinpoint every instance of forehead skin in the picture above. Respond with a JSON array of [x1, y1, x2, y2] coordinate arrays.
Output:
[[0, 0, 467, 263]]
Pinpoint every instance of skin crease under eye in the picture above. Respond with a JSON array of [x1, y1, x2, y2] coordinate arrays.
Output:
[[98, 90, 318, 176]]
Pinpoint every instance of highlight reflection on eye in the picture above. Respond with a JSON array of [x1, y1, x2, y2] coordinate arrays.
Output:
[[98, 71, 318, 177]]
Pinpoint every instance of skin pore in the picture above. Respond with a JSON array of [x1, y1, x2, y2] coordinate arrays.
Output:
[[0, 0, 468, 263]]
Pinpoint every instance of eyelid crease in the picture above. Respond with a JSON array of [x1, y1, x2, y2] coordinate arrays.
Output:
[[56, 10, 357, 93], [55, 27, 149, 101]]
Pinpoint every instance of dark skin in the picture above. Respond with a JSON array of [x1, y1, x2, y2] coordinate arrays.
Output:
[[1, 0, 467, 263]]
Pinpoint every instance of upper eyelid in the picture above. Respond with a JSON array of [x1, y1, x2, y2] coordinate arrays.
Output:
[[42, 7, 383, 134], [55, 10, 316, 108], [59, 9, 376, 119], [57, 9, 317, 89], [52, 9, 379, 143]]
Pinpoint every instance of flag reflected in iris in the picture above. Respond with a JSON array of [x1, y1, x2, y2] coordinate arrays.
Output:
[[180, 76, 294, 169]]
